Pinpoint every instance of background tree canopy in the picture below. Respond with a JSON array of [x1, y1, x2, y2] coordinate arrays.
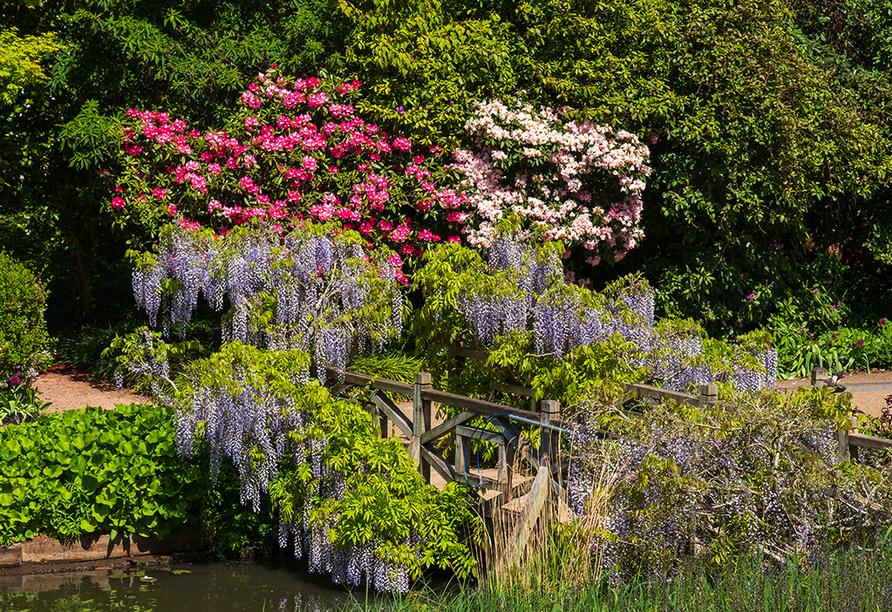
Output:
[[2, 0, 891, 337]]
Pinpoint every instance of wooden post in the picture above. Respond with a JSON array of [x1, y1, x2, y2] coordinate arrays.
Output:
[[377, 406, 389, 439], [455, 432, 466, 478], [837, 428, 851, 463], [364, 402, 384, 438], [501, 465, 550, 569], [413, 371, 433, 483], [812, 367, 828, 388], [698, 383, 717, 409], [540, 400, 560, 468]]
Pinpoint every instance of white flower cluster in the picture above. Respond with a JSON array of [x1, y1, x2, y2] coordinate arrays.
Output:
[[455, 100, 651, 263]]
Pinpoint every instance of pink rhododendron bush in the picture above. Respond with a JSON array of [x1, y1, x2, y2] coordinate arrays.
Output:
[[453, 99, 652, 268], [111, 69, 467, 275]]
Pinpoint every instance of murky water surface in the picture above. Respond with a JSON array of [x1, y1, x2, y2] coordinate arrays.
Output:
[[0, 561, 364, 611]]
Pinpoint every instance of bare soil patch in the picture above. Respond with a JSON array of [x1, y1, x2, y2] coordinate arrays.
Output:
[[34, 365, 152, 414]]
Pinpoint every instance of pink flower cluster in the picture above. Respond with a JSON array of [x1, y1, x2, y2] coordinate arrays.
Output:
[[113, 70, 468, 268], [453, 100, 651, 264]]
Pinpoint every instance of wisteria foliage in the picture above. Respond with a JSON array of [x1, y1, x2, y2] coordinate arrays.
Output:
[[568, 389, 892, 580], [414, 234, 776, 396], [132, 222, 402, 382]]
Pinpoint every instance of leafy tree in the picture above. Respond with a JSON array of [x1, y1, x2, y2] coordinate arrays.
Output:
[[0, 28, 61, 105], [338, 0, 892, 333]]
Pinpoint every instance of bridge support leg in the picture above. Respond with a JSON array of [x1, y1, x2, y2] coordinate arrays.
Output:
[[413, 372, 433, 484]]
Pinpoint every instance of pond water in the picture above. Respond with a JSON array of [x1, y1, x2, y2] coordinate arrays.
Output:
[[0, 560, 367, 612]]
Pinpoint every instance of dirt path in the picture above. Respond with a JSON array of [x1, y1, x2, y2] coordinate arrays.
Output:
[[777, 369, 892, 419], [33, 366, 152, 413]]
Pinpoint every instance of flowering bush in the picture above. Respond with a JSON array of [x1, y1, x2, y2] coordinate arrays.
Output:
[[452, 99, 651, 267], [123, 222, 403, 386], [570, 387, 892, 581], [112, 69, 468, 274], [0, 252, 52, 387], [412, 235, 775, 410]]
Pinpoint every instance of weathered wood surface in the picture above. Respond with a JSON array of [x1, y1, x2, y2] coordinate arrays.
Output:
[[327, 368, 413, 396], [500, 466, 551, 568], [625, 382, 704, 407], [837, 382, 892, 393], [371, 392, 412, 438], [848, 431, 892, 451], [422, 388, 540, 420]]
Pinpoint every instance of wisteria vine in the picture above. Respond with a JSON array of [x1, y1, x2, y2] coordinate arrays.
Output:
[[567, 390, 892, 581], [415, 234, 776, 396], [131, 222, 402, 382]]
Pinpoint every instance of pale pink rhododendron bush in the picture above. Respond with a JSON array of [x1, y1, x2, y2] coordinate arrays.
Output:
[[453, 99, 651, 267]]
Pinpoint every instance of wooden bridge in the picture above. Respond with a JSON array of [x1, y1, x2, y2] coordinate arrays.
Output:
[[328, 363, 892, 564]]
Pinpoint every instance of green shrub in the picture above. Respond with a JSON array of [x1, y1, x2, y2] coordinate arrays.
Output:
[[0, 403, 208, 544], [0, 251, 52, 386]]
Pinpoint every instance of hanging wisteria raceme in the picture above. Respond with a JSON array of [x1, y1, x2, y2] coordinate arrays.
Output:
[[132, 222, 402, 382], [131, 340, 426, 593]]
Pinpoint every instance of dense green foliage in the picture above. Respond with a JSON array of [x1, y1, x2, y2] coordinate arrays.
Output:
[[0, 404, 207, 544], [341, 0, 892, 332], [0, 382, 51, 426], [0, 0, 347, 323], [411, 239, 774, 409], [0, 28, 61, 105], [110, 333, 482, 584], [0, 251, 52, 385], [773, 315, 892, 378]]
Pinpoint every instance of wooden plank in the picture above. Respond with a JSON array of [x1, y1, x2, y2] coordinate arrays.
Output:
[[333, 369, 413, 396], [491, 381, 536, 398], [456, 424, 504, 444], [371, 392, 412, 438], [462, 474, 502, 490], [421, 445, 456, 483], [413, 372, 433, 482], [330, 382, 352, 397], [421, 411, 476, 444], [837, 429, 851, 463], [423, 389, 541, 421], [849, 431, 892, 451], [455, 433, 465, 475], [624, 382, 700, 407], [838, 382, 892, 393], [501, 466, 551, 568]]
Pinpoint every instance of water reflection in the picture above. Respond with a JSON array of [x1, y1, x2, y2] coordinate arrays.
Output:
[[0, 561, 360, 612]]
